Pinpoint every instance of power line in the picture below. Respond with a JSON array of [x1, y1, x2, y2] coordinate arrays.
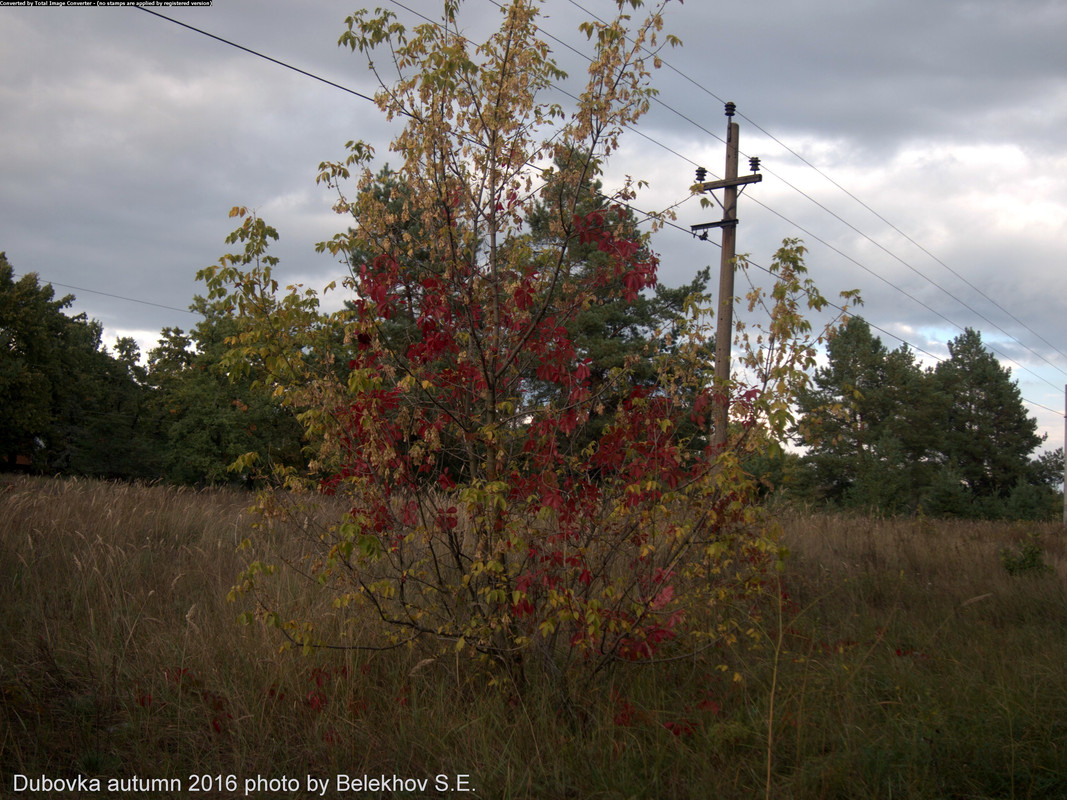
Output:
[[656, 206, 1065, 418], [598, 193, 1063, 418], [743, 195, 1065, 393], [493, 0, 1066, 384], [730, 110, 1067, 369], [746, 162, 1067, 381], [134, 6, 378, 106], [12, 272, 196, 315], [131, 4, 1064, 418], [565, 0, 1067, 374]]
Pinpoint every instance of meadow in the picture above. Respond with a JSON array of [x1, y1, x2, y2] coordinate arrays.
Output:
[[1, 474, 1065, 799]]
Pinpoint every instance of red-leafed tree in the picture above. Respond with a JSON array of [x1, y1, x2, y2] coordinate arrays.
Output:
[[203, 1, 853, 690]]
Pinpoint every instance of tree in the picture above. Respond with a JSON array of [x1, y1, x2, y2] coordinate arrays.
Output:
[[793, 320, 1052, 519], [0, 254, 157, 477], [56, 329, 158, 479], [144, 297, 305, 485], [207, 1, 851, 690], [333, 158, 714, 474], [1029, 448, 1064, 490], [525, 150, 714, 452], [0, 254, 67, 468], [932, 328, 1043, 502], [792, 317, 935, 512]]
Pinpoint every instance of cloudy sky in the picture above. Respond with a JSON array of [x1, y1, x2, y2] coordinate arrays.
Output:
[[1, 0, 1065, 447]]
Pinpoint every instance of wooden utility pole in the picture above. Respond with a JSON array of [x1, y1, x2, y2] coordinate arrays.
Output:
[[1063, 385, 1066, 524], [692, 102, 762, 449]]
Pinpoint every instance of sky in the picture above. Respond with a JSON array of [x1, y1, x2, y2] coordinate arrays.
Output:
[[1, 0, 1065, 449]]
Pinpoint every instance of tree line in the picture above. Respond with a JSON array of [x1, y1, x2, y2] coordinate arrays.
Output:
[[2, 245, 1061, 520], [790, 316, 1063, 519], [1, 252, 303, 484], [0, 163, 709, 491]]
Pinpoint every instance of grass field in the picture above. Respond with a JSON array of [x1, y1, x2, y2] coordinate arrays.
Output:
[[1, 475, 1065, 799]]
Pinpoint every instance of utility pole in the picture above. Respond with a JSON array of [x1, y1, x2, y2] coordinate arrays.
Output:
[[1063, 385, 1066, 524], [692, 102, 762, 449]]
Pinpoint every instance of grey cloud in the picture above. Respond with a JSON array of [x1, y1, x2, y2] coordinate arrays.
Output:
[[0, 0, 1064, 437]]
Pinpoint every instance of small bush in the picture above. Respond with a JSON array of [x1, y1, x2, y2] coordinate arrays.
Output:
[[1000, 532, 1053, 576]]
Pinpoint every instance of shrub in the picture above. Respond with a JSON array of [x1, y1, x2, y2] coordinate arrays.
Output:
[[203, 1, 856, 692], [1000, 532, 1053, 576]]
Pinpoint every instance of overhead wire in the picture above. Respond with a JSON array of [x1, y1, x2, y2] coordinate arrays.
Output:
[[639, 208, 1066, 418], [482, 0, 1067, 389], [541, 1, 1067, 393], [744, 160, 1067, 380], [11, 271, 197, 316], [127, 3, 1064, 418], [742, 196, 1065, 393], [565, 0, 1067, 373], [732, 111, 1067, 369], [134, 6, 378, 106]]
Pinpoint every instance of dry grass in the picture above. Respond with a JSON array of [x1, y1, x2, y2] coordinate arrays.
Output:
[[768, 511, 1067, 799], [1, 475, 1065, 798]]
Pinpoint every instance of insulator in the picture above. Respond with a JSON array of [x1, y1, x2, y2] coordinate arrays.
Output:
[[695, 166, 707, 182], [749, 157, 761, 172], [724, 101, 736, 117]]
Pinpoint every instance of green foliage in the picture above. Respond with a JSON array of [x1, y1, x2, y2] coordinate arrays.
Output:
[[526, 151, 715, 452], [793, 320, 1055, 519], [793, 317, 936, 513], [144, 296, 305, 486], [0, 253, 157, 478], [1, 253, 74, 467], [1000, 532, 1053, 576], [0, 250, 306, 485], [1029, 447, 1065, 489], [933, 327, 1043, 499]]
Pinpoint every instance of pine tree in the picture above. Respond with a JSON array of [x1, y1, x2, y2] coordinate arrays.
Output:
[[932, 327, 1043, 501], [794, 321, 1049, 518], [793, 317, 933, 511]]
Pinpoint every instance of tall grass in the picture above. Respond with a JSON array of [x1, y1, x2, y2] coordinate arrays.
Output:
[[1, 476, 1065, 798]]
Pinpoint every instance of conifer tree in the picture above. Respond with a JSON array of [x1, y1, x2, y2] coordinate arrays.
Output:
[[793, 321, 1049, 517], [932, 327, 1043, 501], [793, 317, 930, 511]]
